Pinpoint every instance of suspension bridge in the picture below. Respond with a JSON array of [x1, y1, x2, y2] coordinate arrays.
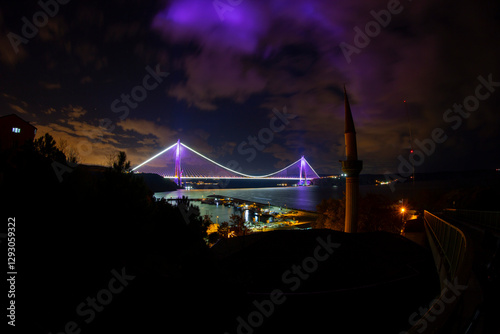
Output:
[[131, 140, 320, 186]]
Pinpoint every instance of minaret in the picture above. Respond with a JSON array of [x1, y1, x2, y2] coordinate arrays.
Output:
[[341, 87, 363, 233]]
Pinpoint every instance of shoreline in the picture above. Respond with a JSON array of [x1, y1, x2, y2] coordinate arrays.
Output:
[[164, 194, 318, 229]]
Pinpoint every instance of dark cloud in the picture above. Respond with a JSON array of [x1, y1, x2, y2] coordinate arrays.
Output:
[[0, 0, 499, 173]]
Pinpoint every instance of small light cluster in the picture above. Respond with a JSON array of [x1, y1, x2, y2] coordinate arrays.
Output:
[[12, 127, 21, 133]]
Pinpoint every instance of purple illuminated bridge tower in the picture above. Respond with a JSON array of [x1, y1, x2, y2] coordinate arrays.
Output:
[[299, 156, 308, 186], [174, 139, 182, 186]]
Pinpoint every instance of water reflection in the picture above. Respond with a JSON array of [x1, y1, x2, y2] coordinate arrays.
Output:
[[155, 186, 342, 212], [154, 186, 344, 225]]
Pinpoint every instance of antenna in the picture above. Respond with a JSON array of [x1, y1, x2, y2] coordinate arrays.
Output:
[[404, 100, 415, 186]]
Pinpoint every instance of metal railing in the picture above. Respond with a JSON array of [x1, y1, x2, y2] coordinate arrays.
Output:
[[424, 211, 467, 280], [401, 211, 472, 333], [443, 208, 500, 232], [404, 211, 471, 333]]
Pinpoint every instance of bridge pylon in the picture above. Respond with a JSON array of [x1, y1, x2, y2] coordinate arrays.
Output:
[[174, 139, 182, 186], [299, 156, 308, 186]]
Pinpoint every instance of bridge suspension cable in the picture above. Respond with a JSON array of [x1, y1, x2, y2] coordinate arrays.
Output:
[[131, 141, 320, 180]]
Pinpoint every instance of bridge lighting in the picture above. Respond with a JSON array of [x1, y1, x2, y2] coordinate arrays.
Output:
[[130, 142, 177, 171], [131, 141, 321, 180]]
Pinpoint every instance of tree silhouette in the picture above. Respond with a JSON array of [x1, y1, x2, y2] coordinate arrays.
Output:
[[313, 194, 403, 233], [58, 138, 80, 164], [34, 133, 66, 162], [313, 197, 345, 230], [230, 214, 248, 236], [218, 222, 230, 238], [207, 231, 220, 246], [112, 151, 131, 173], [358, 194, 401, 233]]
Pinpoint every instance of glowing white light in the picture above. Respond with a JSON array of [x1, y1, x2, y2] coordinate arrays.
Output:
[[131, 142, 177, 171], [132, 141, 321, 179]]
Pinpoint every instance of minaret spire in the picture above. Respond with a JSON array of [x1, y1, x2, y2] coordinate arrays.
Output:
[[341, 86, 363, 233], [344, 85, 358, 160]]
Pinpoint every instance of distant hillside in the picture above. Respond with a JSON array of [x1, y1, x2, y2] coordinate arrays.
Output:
[[76, 165, 178, 192], [134, 173, 178, 192]]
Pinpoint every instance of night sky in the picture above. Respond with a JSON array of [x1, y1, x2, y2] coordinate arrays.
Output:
[[1, 0, 499, 175]]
